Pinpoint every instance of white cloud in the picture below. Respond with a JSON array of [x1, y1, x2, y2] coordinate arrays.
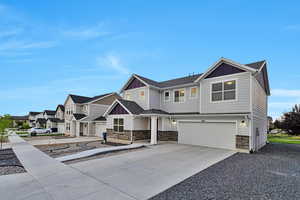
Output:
[[0, 29, 21, 37], [0, 40, 58, 51], [271, 89, 300, 97], [96, 54, 130, 75], [62, 24, 111, 40]]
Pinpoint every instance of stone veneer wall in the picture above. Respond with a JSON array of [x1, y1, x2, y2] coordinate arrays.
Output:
[[236, 135, 249, 150], [107, 129, 177, 141], [158, 131, 178, 141]]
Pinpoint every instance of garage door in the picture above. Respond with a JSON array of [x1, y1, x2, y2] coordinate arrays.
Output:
[[178, 121, 236, 150]]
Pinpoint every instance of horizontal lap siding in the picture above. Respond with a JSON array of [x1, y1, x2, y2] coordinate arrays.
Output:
[[161, 86, 200, 113], [200, 72, 251, 113]]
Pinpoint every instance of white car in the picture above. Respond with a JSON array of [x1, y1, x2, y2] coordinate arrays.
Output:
[[29, 128, 52, 135]]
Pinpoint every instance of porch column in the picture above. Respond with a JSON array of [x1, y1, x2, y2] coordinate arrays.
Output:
[[151, 116, 158, 145], [75, 122, 80, 137]]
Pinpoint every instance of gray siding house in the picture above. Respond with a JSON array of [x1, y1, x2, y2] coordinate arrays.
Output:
[[64, 93, 121, 137], [104, 58, 270, 152]]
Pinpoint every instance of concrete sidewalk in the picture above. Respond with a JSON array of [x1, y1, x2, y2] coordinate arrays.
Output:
[[2, 134, 136, 200]]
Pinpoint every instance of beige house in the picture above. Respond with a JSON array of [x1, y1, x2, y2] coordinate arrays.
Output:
[[64, 92, 120, 137], [46, 105, 65, 133]]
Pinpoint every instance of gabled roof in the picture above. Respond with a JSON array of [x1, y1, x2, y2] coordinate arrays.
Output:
[[69, 94, 91, 104], [121, 73, 202, 92], [118, 99, 144, 115], [29, 112, 41, 116], [56, 105, 65, 112], [47, 118, 64, 123], [36, 118, 47, 124], [94, 116, 106, 121], [44, 110, 56, 115], [73, 113, 87, 120], [245, 60, 265, 70], [68, 93, 117, 104]]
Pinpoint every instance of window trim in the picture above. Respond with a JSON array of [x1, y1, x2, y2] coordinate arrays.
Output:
[[113, 118, 124, 133], [210, 79, 238, 103], [189, 87, 198, 99], [173, 88, 186, 103], [163, 90, 171, 102], [139, 89, 145, 100]]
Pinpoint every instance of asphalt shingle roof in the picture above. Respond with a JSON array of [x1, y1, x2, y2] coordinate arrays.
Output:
[[56, 105, 65, 112], [11, 115, 29, 120], [29, 112, 41, 116], [141, 109, 169, 115], [73, 113, 87, 120], [44, 110, 56, 115], [118, 99, 145, 115], [134, 74, 202, 88], [245, 60, 265, 70], [69, 93, 115, 104], [48, 118, 64, 123]]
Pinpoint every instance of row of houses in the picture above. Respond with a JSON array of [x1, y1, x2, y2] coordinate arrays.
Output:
[[25, 57, 270, 152]]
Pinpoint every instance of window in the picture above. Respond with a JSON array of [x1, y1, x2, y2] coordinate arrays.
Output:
[[174, 89, 185, 102], [164, 91, 170, 102], [211, 80, 236, 102], [190, 87, 197, 98], [113, 118, 124, 132], [66, 123, 70, 131], [139, 90, 145, 100], [125, 93, 131, 100]]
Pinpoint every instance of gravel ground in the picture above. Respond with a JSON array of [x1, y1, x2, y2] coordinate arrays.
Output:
[[150, 143, 300, 200], [0, 148, 26, 176], [35, 141, 125, 158]]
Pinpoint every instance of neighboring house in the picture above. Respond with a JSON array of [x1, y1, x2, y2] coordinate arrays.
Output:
[[64, 93, 120, 137], [11, 115, 29, 128], [28, 112, 42, 127], [104, 58, 270, 152], [46, 105, 65, 133], [36, 118, 47, 128], [43, 110, 56, 119], [267, 116, 274, 132]]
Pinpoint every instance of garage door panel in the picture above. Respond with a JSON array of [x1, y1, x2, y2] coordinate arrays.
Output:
[[178, 122, 236, 150]]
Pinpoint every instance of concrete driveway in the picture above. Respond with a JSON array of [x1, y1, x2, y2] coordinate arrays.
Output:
[[70, 143, 235, 200]]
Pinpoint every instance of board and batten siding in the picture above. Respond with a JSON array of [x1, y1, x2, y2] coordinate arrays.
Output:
[[200, 72, 251, 113], [160, 86, 200, 113], [123, 86, 149, 110]]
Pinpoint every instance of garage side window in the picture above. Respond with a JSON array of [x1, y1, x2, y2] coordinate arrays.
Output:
[[113, 118, 124, 132], [211, 80, 236, 102]]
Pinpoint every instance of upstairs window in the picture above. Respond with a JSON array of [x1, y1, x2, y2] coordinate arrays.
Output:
[[174, 89, 185, 102], [211, 80, 236, 102], [190, 87, 198, 98], [125, 93, 131, 100], [139, 90, 145, 100], [113, 118, 124, 132], [164, 91, 170, 102]]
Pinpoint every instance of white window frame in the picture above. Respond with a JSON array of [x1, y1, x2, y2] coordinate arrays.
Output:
[[210, 79, 238, 103], [173, 88, 185, 103], [189, 87, 198, 99], [125, 93, 131, 100], [163, 90, 170, 102], [139, 89, 145, 100], [113, 118, 124, 132]]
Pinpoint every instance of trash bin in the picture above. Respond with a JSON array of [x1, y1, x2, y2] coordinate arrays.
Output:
[[102, 132, 107, 143]]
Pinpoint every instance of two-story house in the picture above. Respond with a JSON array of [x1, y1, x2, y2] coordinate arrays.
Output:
[[36, 110, 56, 128], [46, 105, 65, 133], [64, 92, 120, 137], [28, 112, 42, 127], [104, 58, 270, 152]]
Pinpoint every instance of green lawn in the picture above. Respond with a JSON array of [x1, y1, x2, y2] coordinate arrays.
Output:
[[268, 133, 300, 144]]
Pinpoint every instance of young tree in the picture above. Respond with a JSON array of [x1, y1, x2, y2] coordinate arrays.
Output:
[[0, 115, 13, 149]]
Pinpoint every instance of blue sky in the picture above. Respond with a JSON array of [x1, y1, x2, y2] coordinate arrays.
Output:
[[0, 0, 299, 119]]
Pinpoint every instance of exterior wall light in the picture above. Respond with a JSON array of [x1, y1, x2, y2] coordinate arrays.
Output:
[[240, 120, 247, 127], [171, 119, 177, 125]]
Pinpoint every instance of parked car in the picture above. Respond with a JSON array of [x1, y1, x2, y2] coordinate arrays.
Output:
[[29, 128, 52, 136]]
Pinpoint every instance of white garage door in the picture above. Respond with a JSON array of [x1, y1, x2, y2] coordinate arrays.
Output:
[[178, 121, 236, 150]]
